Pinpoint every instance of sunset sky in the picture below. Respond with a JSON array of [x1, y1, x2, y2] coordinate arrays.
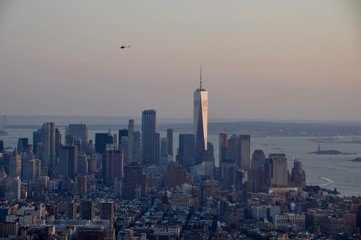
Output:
[[1, 1, 360, 122]]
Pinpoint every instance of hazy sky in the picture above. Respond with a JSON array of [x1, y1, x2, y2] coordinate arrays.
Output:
[[1, 1, 360, 122]]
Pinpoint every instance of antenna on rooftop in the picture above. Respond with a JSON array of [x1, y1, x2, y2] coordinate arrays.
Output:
[[200, 65, 203, 90]]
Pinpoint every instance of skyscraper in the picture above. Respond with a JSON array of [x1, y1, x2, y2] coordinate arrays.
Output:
[[265, 154, 288, 188], [166, 128, 173, 157], [95, 131, 113, 154], [80, 200, 95, 220], [176, 134, 195, 171], [123, 162, 147, 200], [142, 109, 158, 166], [9, 149, 21, 178], [59, 145, 78, 179], [41, 122, 56, 170], [128, 119, 134, 162], [239, 135, 251, 172], [250, 150, 266, 193], [219, 132, 228, 165], [193, 67, 208, 160], [102, 149, 124, 186], [132, 130, 142, 163], [68, 123, 88, 143]]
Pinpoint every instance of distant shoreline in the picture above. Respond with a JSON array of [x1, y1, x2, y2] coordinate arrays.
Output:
[[309, 150, 356, 155]]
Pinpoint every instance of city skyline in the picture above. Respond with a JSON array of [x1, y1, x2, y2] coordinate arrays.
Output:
[[1, 1, 361, 122]]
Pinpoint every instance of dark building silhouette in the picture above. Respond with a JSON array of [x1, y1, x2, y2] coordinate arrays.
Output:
[[33, 122, 56, 171], [65, 201, 77, 220], [160, 138, 168, 158], [221, 160, 237, 190], [128, 119, 134, 163], [123, 162, 147, 200], [59, 145, 78, 179], [250, 150, 266, 193], [265, 154, 288, 188], [239, 135, 251, 172], [219, 132, 228, 165], [77, 152, 88, 176], [227, 134, 250, 172], [118, 129, 128, 148], [164, 162, 187, 189], [132, 130, 142, 163], [100, 201, 115, 230], [0, 140, 3, 152], [290, 160, 306, 189], [95, 132, 113, 154], [102, 149, 123, 186], [17, 138, 29, 152], [166, 128, 173, 157], [142, 109, 158, 166], [176, 134, 195, 171], [80, 200, 95, 220], [32, 129, 42, 156]]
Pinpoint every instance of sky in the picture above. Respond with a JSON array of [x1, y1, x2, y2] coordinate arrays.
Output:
[[0, 0, 361, 122]]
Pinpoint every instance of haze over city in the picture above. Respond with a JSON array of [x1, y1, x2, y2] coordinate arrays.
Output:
[[1, 1, 361, 122]]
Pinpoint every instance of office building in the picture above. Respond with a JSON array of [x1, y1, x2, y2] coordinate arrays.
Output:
[[42, 122, 56, 170], [132, 130, 142, 163], [68, 123, 88, 144], [95, 131, 113, 154], [193, 68, 208, 161], [65, 201, 77, 220], [160, 138, 168, 158], [265, 154, 288, 188], [75, 175, 87, 196], [77, 152, 88, 176], [166, 128, 173, 157], [227, 134, 251, 173], [100, 201, 115, 229], [118, 129, 128, 149], [9, 149, 21, 178], [32, 129, 42, 156], [128, 119, 134, 162], [164, 162, 187, 189], [17, 138, 29, 153], [219, 132, 228, 165], [80, 200, 95, 220], [250, 150, 266, 193], [142, 109, 158, 165], [22, 158, 36, 180], [119, 134, 128, 165], [221, 160, 237, 190], [102, 149, 123, 186], [290, 160, 306, 189], [176, 134, 195, 171], [123, 162, 147, 200], [12, 177, 21, 199], [239, 135, 251, 172], [59, 145, 78, 179], [32, 122, 56, 171]]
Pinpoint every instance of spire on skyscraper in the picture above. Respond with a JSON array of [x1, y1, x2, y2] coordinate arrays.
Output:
[[200, 65, 203, 90]]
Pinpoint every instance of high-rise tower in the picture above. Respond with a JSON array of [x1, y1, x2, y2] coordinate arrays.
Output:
[[142, 109, 158, 165], [193, 66, 208, 159]]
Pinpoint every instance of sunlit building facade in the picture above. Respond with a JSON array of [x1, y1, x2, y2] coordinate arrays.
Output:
[[193, 69, 208, 160]]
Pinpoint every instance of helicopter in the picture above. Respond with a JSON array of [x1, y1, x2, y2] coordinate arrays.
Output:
[[120, 45, 130, 49]]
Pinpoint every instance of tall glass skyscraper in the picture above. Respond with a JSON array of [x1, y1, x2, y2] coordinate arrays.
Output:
[[142, 109, 158, 165], [193, 67, 208, 157]]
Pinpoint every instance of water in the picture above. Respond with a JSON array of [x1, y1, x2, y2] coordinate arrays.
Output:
[[1, 118, 360, 197]]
